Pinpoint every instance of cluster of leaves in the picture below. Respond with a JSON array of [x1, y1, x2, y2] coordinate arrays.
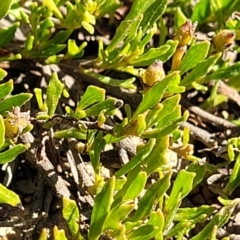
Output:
[[1, 0, 240, 239]]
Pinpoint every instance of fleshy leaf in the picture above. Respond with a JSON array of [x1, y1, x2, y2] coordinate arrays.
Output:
[[0, 23, 19, 48], [131, 172, 171, 222], [191, 199, 240, 240], [224, 154, 240, 195], [46, 73, 64, 118], [130, 45, 170, 66], [0, 115, 5, 149], [115, 139, 155, 178], [0, 80, 13, 100], [0, 68, 7, 81], [0, 93, 32, 116], [0, 144, 28, 164], [204, 61, 240, 81], [180, 53, 221, 86], [53, 226, 67, 240], [102, 201, 135, 231], [83, 70, 136, 89], [126, 224, 159, 240], [76, 85, 105, 112], [180, 41, 210, 75], [89, 177, 115, 240], [132, 72, 177, 118], [164, 170, 196, 230], [62, 197, 84, 240], [0, 183, 22, 208]]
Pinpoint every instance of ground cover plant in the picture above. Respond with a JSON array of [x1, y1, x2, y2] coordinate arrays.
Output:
[[1, 0, 240, 239]]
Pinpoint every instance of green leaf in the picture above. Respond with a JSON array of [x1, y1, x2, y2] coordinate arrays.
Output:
[[0, 183, 22, 208], [0, 79, 13, 101], [122, 171, 147, 201], [187, 162, 206, 189], [83, 70, 136, 89], [76, 85, 105, 112], [143, 106, 185, 139], [27, 45, 65, 58], [192, 199, 240, 240], [49, 29, 72, 45], [174, 206, 215, 222], [130, 45, 170, 66], [210, 0, 222, 29], [132, 72, 176, 118], [223, 154, 240, 195], [191, 0, 211, 24], [95, 0, 122, 18], [148, 209, 165, 238], [62, 197, 84, 240], [164, 170, 196, 230], [89, 177, 115, 240], [102, 201, 135, 231], [174, 7, 188, 28], [204, 61, 240, 81], [180, 41, 210, 75], [157, 40, 179, 63], [142, 115, 185, 139], [38, 18, 54, 43], [144, 136, 169, 175], [89, 132, 106, 174], [0, 144, 28, 164], [0, 93, 32, 116], [106, 15, 142, 53], [140, 0, 168, 34], [0, 23, 19, 48], [131, 172, 171, 222], [0, 115, 5, 149], [115, 139, 156, 178], [166, 219, 196, 239], [106, 0, 153, 52], [84, 98, 122, 117], [43, 0, 63, 19], [67, 39, 79, 56], [113, 171, 147, 207], [125, 221, 143, 235], [126, 225, 158, 240], [46, 72, 64, 118], [146, 94, 180, 128], [53, 226, 67, 240], [166, 170, 195, 210], [166, 74, 185, 95], [0, 68, 7, 81], [38, 228, 48, 240], [157, 95, 181, 129], [0, 0, 12, 20], [54, 128, 86, 140], [180, 53, 221, 86]]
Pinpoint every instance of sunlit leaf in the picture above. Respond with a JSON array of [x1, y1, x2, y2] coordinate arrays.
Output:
[[0, 183, 22, 208]]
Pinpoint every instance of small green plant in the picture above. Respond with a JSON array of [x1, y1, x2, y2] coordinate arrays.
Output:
[[1, 0, 240, 239], [0, 76, 32, 207]]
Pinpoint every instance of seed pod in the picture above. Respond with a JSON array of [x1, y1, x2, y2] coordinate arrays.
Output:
[[4, 107, 31, 140], [174, 20, 197, 47], [140, 60, 165, 89], [212, 30, 235, 52]]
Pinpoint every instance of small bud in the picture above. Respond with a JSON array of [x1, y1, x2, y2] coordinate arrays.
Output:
[[174, 20, 197, 47], [140, 60, 165, 89], [212, 30, 235, 52], [97, 112, 106, 127], [5, 107, 31, 140]]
